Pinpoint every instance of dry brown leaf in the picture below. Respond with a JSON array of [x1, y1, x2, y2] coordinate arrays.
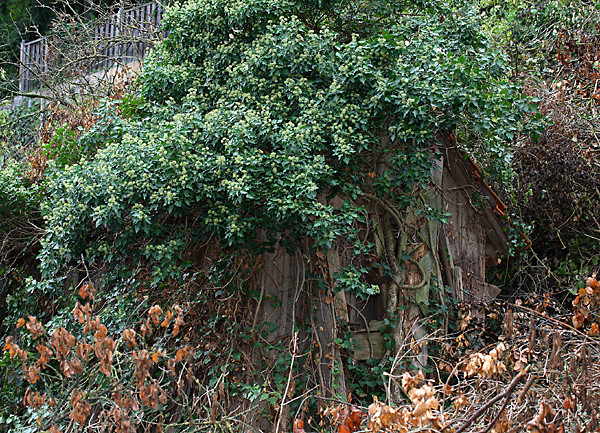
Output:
[[26, 316, 45, 339], [293, 419, 306, 433], [149, 305, 163, 325], [123, 329, 137, 348]]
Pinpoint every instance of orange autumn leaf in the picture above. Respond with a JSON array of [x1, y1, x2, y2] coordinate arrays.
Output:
[[347, 407, 365, 432], [26, 316, 45, 339], [94, 324, 108, 342], [78, 282, 95, 300], [175, 346, 193, 362], [37, 343, 53, 366], [140, 323, 148, 337], [337, 406, 364, 433], [72, 303, 85, 324], [70, 390, 84, 408], [339, 425, 352, 433], [4, 337, 16, 357], [26, 363, 40, 384], [51, 327, 77, 361], [563, 396, 576, 411], [151, 350, 166, 364], [173, 315, 185, 337], [84, 315, 100, 334], [17, 318, 25, 328], [69, 389, 91, 425], [572, 309, 587, 329], [75, 342, 92, 362], [61, 359, 83, 378], [293, 419, 306, 433], [175, 347, 186, 362], [160, 310, 173, 328], [24, 389, 45, 409], [72, 302, 91, 325], [132, 350, 151, 386]]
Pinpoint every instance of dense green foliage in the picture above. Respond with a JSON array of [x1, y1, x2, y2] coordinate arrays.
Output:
[[0, 0, 53, 50], [482, 0, 600, 75], [37, 0, 536, 288]]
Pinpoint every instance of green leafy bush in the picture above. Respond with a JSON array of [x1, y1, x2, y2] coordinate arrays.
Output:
[[36, 0, 538, 289]]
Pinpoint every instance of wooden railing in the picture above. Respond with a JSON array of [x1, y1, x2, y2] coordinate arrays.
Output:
[[19, 2, 163, 93]]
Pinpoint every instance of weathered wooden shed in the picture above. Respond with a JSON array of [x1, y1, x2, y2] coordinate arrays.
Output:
[[245, 133, 510, 424], [344, 135, 510, 361]]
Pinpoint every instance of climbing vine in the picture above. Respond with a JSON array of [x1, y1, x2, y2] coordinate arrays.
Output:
[[36, 0, 538, 289]]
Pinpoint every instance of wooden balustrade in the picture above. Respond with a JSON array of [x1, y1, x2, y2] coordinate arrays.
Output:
[[18, 2, 163, 93]]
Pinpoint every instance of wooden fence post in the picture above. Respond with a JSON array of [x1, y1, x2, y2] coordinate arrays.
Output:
[[19, 40, 25, 93], [117, 6, 123, 64]]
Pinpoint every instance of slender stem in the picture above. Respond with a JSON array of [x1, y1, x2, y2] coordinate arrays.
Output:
[[454, 372, 524, 433]]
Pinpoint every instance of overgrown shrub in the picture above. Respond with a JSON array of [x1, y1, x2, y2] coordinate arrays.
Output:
[[1, 0, 546, 430]]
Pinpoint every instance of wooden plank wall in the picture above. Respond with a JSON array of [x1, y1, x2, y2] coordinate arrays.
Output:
[[252, 233, 349, 399], [441, 147, 502, 308]]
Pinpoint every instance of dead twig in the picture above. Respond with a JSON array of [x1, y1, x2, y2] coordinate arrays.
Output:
[[454, 372, 524, 433]]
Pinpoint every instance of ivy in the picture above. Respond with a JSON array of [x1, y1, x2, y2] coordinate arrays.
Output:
[[31, 0, 541, 292]]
